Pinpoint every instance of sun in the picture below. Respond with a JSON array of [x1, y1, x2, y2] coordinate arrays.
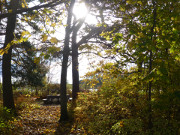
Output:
[[73, 2, 88, 19], [73, 1, 97, 24]]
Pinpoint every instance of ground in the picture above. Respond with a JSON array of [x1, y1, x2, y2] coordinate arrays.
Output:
[[11, 97, 59, 134], [5, 96, 76, 135]]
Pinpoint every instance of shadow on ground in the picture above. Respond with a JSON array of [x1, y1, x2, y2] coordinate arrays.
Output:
[[55, 103, 77, 135]]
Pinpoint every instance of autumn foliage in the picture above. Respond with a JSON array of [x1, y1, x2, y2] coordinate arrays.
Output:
[[73, 63, 180, 134]]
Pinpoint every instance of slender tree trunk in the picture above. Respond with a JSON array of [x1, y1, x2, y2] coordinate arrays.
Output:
[[59, 0, 75, 122], [2, 0, 19, 111], [137, 60, 143, 73], [148, 51, 153, 130], [35, 88, 38, 96], [148, 0, 157, 132]]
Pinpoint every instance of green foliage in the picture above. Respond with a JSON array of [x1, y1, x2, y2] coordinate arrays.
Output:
[[112, 118, 143, 135], [45, 83, 60, 95], [0, 107, 14, 134], [12, 41, 48, 88], [74, 61, 180, 134]]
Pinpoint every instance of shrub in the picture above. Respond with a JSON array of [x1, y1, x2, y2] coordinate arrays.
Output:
[[74, 68, 180, 134], [111, 118, 143, 135], [0, 107, 14, 134]]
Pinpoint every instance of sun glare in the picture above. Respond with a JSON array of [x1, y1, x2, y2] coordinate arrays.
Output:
[[73, 2, 97, 24], [73, 2, 88, 19]]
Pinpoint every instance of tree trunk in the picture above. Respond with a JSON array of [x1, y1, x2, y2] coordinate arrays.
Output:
[[2, 0, 19, 111], [148, 0, 157, 131], [60, 47, 69, 121], [71, 17, 86, 101], [148, 51, 153, 130], [59, 0, 75, 122], [72, 29, 79, 101]]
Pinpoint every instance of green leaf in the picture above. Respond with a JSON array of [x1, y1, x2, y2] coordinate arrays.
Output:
[[34, 57, 40, 64], [44, 54, 50, 59], [41, 34, 48, 42], [21, 31, 30, 37], [50, 37, 58, 44]]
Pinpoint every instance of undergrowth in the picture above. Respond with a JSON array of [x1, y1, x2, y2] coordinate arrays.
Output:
[[72, 71, 180, 135]]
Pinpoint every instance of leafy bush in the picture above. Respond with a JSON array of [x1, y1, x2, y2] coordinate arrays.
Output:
[[74, 63, 180, 134], [14, 93, 40, 111], [112, 118, 143, 135], [0, 107, 14, 134]]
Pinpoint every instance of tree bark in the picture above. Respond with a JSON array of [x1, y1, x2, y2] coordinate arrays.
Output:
[[2, 0, 19, 111], [59, 0, 75, 122]]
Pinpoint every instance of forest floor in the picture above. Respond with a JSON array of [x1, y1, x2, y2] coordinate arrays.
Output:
[[10, 96, 75, 135]]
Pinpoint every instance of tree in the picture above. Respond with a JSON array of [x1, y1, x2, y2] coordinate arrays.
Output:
[[59, 0, 75, 121], [60, 0, 106, 120], [98, 0, 180, 132], [11, 41, 48, 90], [68, 0, 179, 133], [2, 0, 19, 111], [0, 0, 65, 111], [71, 14, 87, 100], [70, 0, 123, 101]]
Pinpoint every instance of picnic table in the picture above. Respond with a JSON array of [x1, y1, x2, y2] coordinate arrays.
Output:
[[43, 95, 72, 104]]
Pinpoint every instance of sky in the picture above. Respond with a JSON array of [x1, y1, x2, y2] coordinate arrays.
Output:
[[49, 55, 92, 84]]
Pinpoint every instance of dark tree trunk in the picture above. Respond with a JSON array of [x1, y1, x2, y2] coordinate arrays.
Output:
[[71, 17, 86, 101], [148, 0, 157, 131], [60, 46, 69, 121], [2, 0, 19, 111], [72, 29, 79, 101], [59, 0, 75, 122], [148, 51, 153, 130], [2, 48, 14, 110], [137, 60, 143, 73]]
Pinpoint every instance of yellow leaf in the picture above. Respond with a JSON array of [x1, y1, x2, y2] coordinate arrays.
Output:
[[8, 9, 12, 13], [51, 23, 56, 27], [126, 1, 130, 4], [137, 1, 142, 5], [50, 37, 58, 44], [24, 16, 28, 21], [23, 0, 28, 7], [34, 57, 40, 64], [21, 31, 30, 37], [41, 34, 48, 42], [97, 52, 102, 57], [120, 121, 124, 127], [30, 15, 35, 21], [22, 3, 25, 8], [0, 49, 4, 55]]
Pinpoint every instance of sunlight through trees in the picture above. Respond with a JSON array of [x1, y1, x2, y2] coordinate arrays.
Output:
[[0, 0, 179, 134]]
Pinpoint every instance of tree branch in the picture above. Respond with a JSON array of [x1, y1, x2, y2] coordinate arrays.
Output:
[[0, 0, 66, 20]]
